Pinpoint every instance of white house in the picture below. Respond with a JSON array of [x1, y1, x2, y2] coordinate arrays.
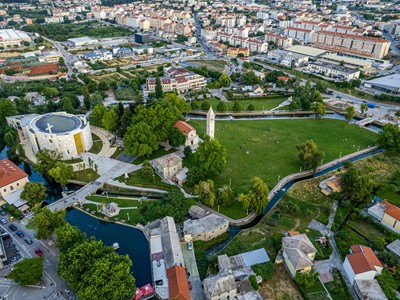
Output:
[[343, 245, 383, 284]]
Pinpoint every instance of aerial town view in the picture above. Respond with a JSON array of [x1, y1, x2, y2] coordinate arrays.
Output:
[[0, 0, 400, 299]]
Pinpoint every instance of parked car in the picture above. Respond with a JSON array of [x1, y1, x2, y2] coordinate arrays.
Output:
[[9, 224, 17, 231], [24, 237, 33, 245], [16, 231, 24, 238], [0, 219, 7, 224], [0, 211, 7, 216], [187, 241, 193, 250], [9, 216, 15, 222], [34, 248, 43, 257]]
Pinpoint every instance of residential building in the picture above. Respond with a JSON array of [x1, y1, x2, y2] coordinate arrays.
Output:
[[147, 216, 187, 300], [0, 159, 29, 198], [227, 47, 249, 57], [203, 272, 237, 300], [368, 200, 400, 233], [145, 66, 206, 94], [0, 29, 31, 48], [311, 31, 390, 59], [306, 61, 360, 81], [82, 49, 113, 61], [173, 121, 199, 147], [183, 206, 229, 241], [386, 239, 400, 258], [354, 279, 387, 300], [282, 233, 317, 277], [153, 154, 183, 180], [166, 265, 190, 300], [319, 175, 342, 195], [343, 245, 383, 284], [285, 27, 313, 43]]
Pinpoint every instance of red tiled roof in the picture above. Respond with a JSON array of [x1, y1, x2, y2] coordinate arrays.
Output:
[[174, 121, 195, 134], [0, 159, 28, 188], [166, 265, 190, 300], [382, 200, 400, 221], [347, 245, 382, 274]]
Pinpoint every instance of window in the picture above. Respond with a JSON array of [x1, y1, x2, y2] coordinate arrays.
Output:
[[16, 183, 19, 187], [3, 189, 6, 192], [49, 139, 53, 143]]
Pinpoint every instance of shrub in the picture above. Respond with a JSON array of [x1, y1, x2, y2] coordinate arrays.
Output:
[[249, 275, 259, 291]]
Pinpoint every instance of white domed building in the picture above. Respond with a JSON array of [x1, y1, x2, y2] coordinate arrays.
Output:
[[26, 112, 93, 160]]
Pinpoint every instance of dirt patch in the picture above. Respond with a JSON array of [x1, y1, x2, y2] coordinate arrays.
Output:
[[259, 264, 304, 300], [292, 218, 300, 231]]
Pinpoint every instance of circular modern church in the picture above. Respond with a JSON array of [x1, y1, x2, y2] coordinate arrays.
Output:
[[28, 112, 93, 160]]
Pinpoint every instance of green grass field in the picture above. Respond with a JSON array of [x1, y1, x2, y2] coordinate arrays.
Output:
[[72, 169, 99, 182], [89, 133, 103, 154], [115, 170, 179, 192], [194, 95, 287, 111], [189, 119, 377, 194]]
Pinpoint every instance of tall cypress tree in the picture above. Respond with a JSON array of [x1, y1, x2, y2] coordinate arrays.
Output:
[[155, 77, 164, 99]]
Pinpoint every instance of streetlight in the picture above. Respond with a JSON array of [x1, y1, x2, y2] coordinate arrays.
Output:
[[153, 173, 155, 184], [339, 151, 342, 158]]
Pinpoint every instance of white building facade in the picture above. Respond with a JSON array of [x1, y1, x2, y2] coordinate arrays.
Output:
[[27, 112, 93, 160]]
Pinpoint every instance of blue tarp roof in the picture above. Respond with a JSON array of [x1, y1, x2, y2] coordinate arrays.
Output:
[[241, 248, 270, 267]]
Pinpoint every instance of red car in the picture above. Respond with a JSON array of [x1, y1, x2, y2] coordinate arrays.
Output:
[[34, 248, 43, 257]]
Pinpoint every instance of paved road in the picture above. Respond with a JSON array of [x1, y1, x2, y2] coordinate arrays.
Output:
[[0, 215, 72, 300], [382, 32, 400, 56]]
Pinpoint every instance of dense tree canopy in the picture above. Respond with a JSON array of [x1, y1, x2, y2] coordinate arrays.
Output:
[[34, 150, 61, 176], [20, 182, 47, 206], [377, 123, 400, 152], [27, 206, 66, 239], [55, 223, 87, 252], [195, 180, 216, 208], [8, 257, 44, 286], [48, 162, 74, 186], [77, 253, 135, 300], [297, 140, 325, 171], [345, 105, 356, 122], [342, 164, 373, 203], [141, 189, 190, 223], [192, 136, 227, 178], [239, 177, 269, 214]]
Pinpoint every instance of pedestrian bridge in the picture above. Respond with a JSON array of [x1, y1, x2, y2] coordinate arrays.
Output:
[[356, 117, 375, 126]]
